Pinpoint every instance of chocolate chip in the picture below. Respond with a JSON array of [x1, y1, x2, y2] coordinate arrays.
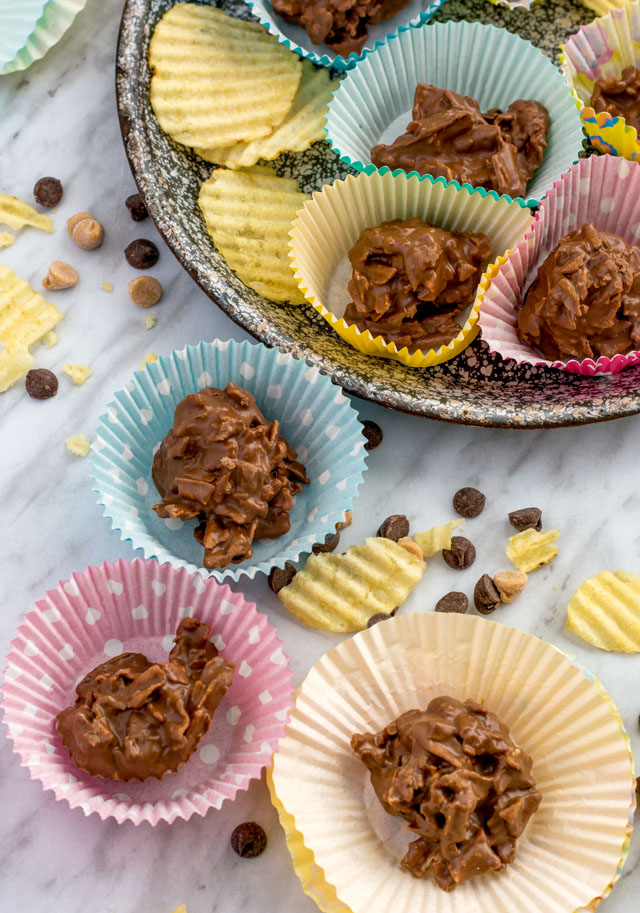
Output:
[[230, 822, 267, 858], [25, 368, 58, 399], [453, 487, 486, 518], [268, 563, 297, 593], [33, 176, 63, 207], [435, 592, 469, 614], [361, 420, 383, 451], [312, 532, 340, 555], [124, 238, 159, 269], [367, 606, 399, 627], [377, 514, 410, 541], [442, 536, 476, 570], [474, 574, 501, 614], [508, 507, 542, 532], [125, 193, 148, 222]]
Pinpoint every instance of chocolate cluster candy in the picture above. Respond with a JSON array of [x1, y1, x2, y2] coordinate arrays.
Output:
[[56, 617, 234, 781], [152, 382, 308, 569], [371, 85, 550, 199], [351, 696, 541, 891], [591, 66, 640, 133], [344, 217, 491, 351], [272, 0, 411, 57], [518, 222, 640, 360]]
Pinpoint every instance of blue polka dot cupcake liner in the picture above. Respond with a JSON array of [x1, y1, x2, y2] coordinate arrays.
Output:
[[245, 0, 448, 71], [90, 339, 368, 583], [325, 19, 585, 206]]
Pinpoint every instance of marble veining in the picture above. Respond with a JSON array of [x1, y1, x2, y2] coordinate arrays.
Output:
[[0, 1, 638, 912]]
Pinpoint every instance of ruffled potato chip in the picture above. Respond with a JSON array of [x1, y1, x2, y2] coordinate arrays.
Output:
[[506, 528, 560, 573], [567, 570, 640, 653], [149, 4, 301, 148], [194, 61, 337, 169], [278, 536, 425, 633], [413, 519, 464, 557], [0, 196, 53, 233], [199, 165, 308, 304]]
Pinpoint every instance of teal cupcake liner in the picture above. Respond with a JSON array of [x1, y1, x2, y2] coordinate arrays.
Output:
[[0, 0, 48, 71], [0, 0, 88, 75], [90, 339, 368, 583], [325, 19, 584, 205], [245, 0, 448, 71]]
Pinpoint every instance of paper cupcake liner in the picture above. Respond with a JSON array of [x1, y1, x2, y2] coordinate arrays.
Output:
[[0, 0, 47, 70], [0, 0, 88, 75], [270, 613, 635, 913], [577, 0, 631, 20], [289, 169, 533, 368], [1, 557, 294, 825], [268, 642, 635, 913], [487, 0, 543, 7], [478, 155, 640, 374], [325, 19, 584, 207], [561, 0, 640, 159], [245, 0, 448, 71], [90, 339, 367, 582]]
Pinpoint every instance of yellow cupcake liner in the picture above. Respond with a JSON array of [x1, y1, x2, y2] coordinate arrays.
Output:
[[561, 0, 640, 159], [270, 614, 635, 913], [289, 170, 533, 369]]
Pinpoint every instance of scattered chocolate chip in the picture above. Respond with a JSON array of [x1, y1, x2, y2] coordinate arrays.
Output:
[[25, 368, 58, 399], [268, 563, 297, 594], [474, 574, 501, 614], [230, 822, 267, 858], [33, 176, 63, 207], [637, 777, 640, 805], [435, 592, 469, 614], [377, 514, 410, 541], [125, 238, 159, 269], [125, 193, 148, 222], [508, 507, 542, 532], [367, 612, 392, 627], [361, 420, 383, 451], [453, 487, 486, 518], [442, 536, 476, 570], [312, 532, 340, 555]]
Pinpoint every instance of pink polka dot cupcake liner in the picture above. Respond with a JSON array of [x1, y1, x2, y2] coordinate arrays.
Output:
[[1, 558, 294, 825], [90, 339, 367, 583], [478, 155, 640, 375]]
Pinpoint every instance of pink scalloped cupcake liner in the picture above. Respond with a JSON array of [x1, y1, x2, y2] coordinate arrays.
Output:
[[478, 155, 640, 375], [1, 558, 293, 825]]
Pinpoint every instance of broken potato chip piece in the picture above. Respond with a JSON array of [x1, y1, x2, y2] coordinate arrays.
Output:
[[567, 569, 640, 653], [194, 61, 337, 169], [506, 528, 560, 573], [66, 435, 91, 457], [149, 3, 301, 148], [0, 265, 63, 392], [413, 519, 464, 557], [278, 536, 425, 632], [0, 231, 14, 248], [0, 195, 53, 233], [199, 165, 308, 304]]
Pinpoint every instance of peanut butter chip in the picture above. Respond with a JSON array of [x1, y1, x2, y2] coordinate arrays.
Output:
[[129, 275, 162, 307], [67, 212, 104, 249], [397, 537, 424, 561], [42, 261, 78, 290], [493, 570, 528, 603]]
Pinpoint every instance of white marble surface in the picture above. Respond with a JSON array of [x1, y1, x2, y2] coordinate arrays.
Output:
[[0, 2, 639, 912]]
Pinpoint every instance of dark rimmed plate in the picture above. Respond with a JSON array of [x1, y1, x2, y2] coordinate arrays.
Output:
[[116, 0, 640, 428]]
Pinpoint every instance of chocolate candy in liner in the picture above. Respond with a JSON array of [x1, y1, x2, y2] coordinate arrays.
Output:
[[591, 66, 640, 134]]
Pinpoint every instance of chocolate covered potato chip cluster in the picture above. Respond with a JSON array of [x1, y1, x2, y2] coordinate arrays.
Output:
[[352, 695, 541, 891], [152, 382, 309, 570]]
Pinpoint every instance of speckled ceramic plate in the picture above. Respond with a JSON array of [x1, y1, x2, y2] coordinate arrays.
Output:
[[116, 0, 640, 428]]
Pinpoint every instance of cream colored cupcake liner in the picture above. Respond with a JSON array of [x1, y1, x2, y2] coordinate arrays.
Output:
[[289, 170, 534, 368], [561, 0, 640, 159], [270, 613, 635, 913]]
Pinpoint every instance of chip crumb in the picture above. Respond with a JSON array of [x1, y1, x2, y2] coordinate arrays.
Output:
[[145, 314, 156, 330], [66, 435, 91, 457], [413, 519, 464, 557], [140, 352, 158, 369], [0, 231, 14, 247], [62, 363, 93, 386], [101, 281, 113, 292], [170, 906, 188, 913], [506, 528, 560, 573], [42, 330, 59, 348]]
